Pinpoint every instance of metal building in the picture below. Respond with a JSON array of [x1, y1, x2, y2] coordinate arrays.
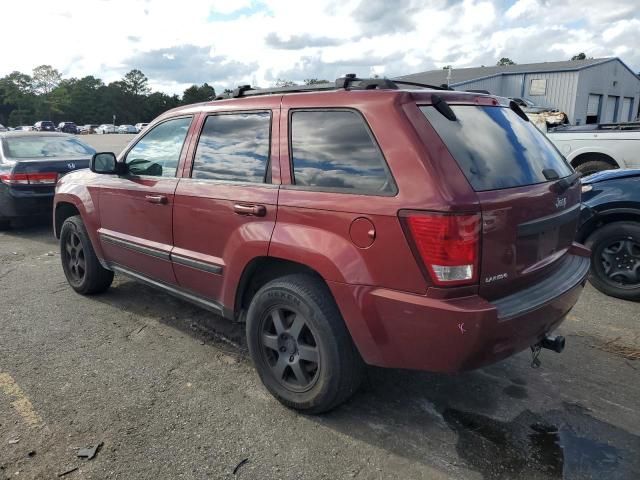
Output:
[[397, 58, 640, 125]]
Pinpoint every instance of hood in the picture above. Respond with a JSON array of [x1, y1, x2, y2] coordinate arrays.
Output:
[[581, 168, 640, 184]]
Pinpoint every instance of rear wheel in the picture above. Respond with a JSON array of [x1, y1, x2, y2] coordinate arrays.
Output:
[[60, 215, 113, 294], [585, 222, 640, 301], [246, 274, 364, 413]]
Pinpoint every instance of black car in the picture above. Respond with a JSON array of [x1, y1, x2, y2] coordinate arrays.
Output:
[[578, 169, 640, 301], [0, 132, 95, 228], [34, 121, 56, 132], [58, 122, 78, 134]]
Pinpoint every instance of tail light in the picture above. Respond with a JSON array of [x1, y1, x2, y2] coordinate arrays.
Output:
[[0, 172, 58, 185], [403, 212, 481, 286]]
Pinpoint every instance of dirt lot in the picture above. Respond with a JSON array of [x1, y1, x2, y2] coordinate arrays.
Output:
[[1, 134, 639, 479]]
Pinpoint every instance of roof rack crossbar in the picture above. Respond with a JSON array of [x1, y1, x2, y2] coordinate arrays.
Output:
[[392, 80, 453, 91], [214, 74, 455, 100]]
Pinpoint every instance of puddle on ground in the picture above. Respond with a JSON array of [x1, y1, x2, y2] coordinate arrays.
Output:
[[443, 403, 639, 479]]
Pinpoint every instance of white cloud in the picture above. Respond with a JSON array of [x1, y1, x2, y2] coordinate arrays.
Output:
[[0, 0, 638, 95]]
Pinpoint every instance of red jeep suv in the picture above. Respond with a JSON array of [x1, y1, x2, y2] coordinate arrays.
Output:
[[54, 76, 590, 413]]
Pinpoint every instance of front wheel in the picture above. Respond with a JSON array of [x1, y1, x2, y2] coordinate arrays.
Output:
[[60, 215, 114, 294], [246, 274, 364, 413], [575, 160, 613, 177], [585, 221, 640, 301]]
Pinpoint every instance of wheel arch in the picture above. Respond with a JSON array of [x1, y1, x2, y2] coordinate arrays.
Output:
[[234, 256, 327, 318], [570, 152, 619, 170], [578, 208, 640, 244], [54, 201, 81, 238]]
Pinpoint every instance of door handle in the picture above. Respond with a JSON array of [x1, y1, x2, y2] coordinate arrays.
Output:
[[145, 194, 168, 205], [233, 204, 266, 217]]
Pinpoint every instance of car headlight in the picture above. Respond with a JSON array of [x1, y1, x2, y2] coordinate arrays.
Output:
[[581, 184, 593, 193]]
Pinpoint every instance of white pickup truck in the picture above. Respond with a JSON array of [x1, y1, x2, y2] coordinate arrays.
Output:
[[544, 123, 640, 176]]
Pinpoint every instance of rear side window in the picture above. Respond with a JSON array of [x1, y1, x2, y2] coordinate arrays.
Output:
[[421, 105, 572, 191], [192, 112, 271, 183], [290, 110, 395, 194]]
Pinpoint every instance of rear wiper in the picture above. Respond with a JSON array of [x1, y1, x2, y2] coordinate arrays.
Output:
[[545, 169, 580, 193]]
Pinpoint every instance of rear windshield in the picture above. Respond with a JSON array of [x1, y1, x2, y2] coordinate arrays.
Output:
[[3, 136, 95, 159], [421, 105, 572, 191]]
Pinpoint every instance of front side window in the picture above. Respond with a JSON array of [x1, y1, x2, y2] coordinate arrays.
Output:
[[125, 116, 191, 177], [290, 110, 395, 194], [192, 112, 271, 183]]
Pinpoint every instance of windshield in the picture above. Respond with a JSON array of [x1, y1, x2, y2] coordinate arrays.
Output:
[[421, 105, 572, 191], [3, 136, 95, 159]]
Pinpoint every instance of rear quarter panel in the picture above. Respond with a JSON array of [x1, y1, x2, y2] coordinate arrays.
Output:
[[272, 91, 479, 295]]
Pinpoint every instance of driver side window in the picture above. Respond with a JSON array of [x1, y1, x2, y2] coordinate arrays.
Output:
[[125, 116, 192, 177]]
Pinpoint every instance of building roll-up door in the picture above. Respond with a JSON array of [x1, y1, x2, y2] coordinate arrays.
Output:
[[604, 96, 618, 123], [586, 94, 601, 124], [620, 98, 632, 122], [587, 95, 601, 116]]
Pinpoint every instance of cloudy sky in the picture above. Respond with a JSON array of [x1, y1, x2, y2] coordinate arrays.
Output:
[[2, 0, 639, 94]]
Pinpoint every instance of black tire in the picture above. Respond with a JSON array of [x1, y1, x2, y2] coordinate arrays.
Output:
[[246, 274, 364, 413], [60, 215, 113, 294], [585, 221, 640, 301], [575, 160, 613, 177]]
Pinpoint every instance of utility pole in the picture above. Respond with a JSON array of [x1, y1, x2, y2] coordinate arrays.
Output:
[[446, 66, 452, 87]]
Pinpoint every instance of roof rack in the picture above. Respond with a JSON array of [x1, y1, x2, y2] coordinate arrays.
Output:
[[213, 74, 453, 100]]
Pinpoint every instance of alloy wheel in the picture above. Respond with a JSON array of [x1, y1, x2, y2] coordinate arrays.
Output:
[[260, 307, 320, 393], [64, 231, 86, 283]]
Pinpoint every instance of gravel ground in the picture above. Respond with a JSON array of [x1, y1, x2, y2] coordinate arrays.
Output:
[[0, 134, 639, 479]]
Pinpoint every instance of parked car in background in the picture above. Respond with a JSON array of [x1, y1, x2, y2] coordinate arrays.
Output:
[[57, 122, 78, 134], [34, 121, 56, 132], [79, 124, 99, 134], [54, 77, 589, 413], [577, 169, 640, 300], [96, 124, 116, 134], [134, 122, 149, 133], [0, 132, 95, 229], [547, 122, 640, 176], [117, 124, 137, 134], [0, 124, 7, 132], [16, 126, 34, 131]]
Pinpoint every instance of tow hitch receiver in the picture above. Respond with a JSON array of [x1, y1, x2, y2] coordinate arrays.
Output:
[[530, 335, 566, 368]]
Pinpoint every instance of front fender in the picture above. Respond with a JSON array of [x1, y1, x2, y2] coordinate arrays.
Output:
[[54, 178, 104, 262]]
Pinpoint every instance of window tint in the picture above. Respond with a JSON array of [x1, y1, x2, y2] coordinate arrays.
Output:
[[421, 105, 572, 191], [125, 117, 191, 177], [192, 112, 271, 183], [290, 110, 394, 194]]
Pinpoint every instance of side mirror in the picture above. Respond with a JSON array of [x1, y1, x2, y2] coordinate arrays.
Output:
[[90, 152, 119, 174]]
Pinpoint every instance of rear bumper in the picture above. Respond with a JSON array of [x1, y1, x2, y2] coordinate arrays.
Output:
[[330, 246, 590, 372], [0, 185, 54, 218]]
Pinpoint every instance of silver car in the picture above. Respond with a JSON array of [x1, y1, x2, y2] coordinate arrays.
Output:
[[117, 124, 137, 134]]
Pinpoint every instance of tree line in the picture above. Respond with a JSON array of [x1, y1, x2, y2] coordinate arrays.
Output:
[[0, 65, 219, 127]]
